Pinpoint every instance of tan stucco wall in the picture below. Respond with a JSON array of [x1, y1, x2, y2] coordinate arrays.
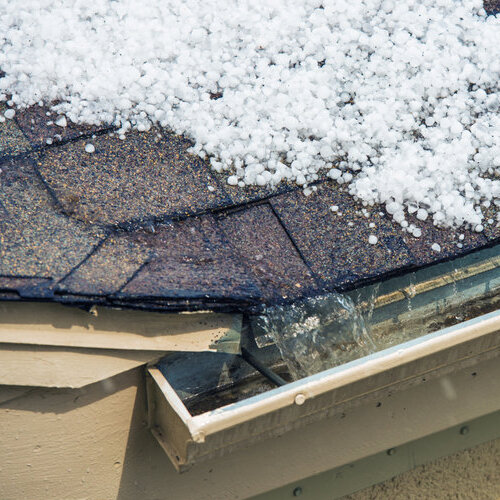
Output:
[[345, 438, 500, 500]]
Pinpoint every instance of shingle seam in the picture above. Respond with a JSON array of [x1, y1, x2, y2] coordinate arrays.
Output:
[[267, 200, 326, 291], [27, 154, 70, 215], [214, 207, 271, 302], [14, 116, 116, 152], [0, 150, 35, 167], [104, 194, 275, 232], [209, 179, 330, 218], [113, 258, 153, 295], [55, 235, 109, 285]]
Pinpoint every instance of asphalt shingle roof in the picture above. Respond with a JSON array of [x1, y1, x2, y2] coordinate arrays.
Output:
[[0, 1, 499, 312]]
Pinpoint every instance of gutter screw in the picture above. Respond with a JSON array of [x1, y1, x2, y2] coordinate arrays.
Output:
[[294, 393, 306, 406]]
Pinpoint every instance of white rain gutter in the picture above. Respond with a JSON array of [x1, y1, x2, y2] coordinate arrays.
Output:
[[147, 308, 500, 470]]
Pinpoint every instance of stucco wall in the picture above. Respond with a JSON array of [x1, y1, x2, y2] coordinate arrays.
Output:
[[345, 438, 500, 499], [2, 355, 499, 499]]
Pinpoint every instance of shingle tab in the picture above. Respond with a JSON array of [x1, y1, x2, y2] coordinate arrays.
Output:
[[481, 205, 500, 243], [57, 235, 152, 296], [35, 130, 232, 226], [0, 156, 105, 279], [218, 204, 319, 301], [270, 184, 413, 290], [14, 104, 110, 148], [118, 215, 261, 303], [0, 276, 53, 298], [0, 105, 31, 158], [401, 215, 489, 266]]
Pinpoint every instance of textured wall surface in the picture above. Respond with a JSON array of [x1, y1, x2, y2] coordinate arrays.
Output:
[[345, 438, 500, 500]]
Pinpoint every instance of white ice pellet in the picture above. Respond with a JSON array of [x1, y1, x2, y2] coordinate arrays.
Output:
[[328, 169, 343, 181], [0, 0, 498, 230], [416, 209, 428, 221], [55, 116, 67, 128], [368, 235, 378, 245], [393, 212, 406, 224], [413, 228, 422, 238], [431, 243, 441, 252], [207, 185, 215, 192], [4, 109, 15, 119], [330, 205, 339, 212], [84, 143, 95, 153], [386, 202, 401, 216]]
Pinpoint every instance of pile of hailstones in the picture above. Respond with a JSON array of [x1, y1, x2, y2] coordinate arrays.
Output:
[[0, 0, 499, 235]]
